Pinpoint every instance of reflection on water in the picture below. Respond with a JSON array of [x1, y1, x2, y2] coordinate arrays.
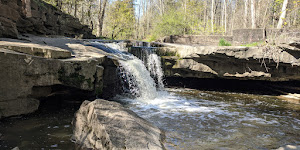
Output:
[[0, 106, 77, 150], [117, 88, 300, 150]]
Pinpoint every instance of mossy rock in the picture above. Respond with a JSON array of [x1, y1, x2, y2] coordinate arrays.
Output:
[[58, 68, 93, 89]]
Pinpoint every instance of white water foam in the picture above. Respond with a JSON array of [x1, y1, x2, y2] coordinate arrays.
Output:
[[135, 47, 165, 90], [104, 42, 127, 52], [118, 57, 157, 101], [147, 53, 164, 89]]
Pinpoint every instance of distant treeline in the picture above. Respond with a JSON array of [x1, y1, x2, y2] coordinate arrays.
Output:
[[43, 0, 299, 41]]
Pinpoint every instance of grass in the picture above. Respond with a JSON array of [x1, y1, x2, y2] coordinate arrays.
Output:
[[219, 38, 232, 46]]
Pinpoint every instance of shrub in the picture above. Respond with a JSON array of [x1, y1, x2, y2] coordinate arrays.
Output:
[[219, 38, 232, 46]]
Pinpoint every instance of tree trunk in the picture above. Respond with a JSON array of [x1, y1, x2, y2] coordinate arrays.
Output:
[[231, 0, 237, 34], [257, 0, 261, 27], [23, 0, 32, 18], [244, 0, 248, 28], [224, 0, 227, 34], [203, 1, 207, 33], [262, 0, 270, 28], [74, 0, 77, 18], [277, 0, 289, 29], [81, 2, 84, 24], [97, 0, 108, 37], [293, 2, 298, 26], [88, 1, 92, 28], [221, 0, 224, 27], [251, 0, 256, 28], [211, 0, 214, 33]]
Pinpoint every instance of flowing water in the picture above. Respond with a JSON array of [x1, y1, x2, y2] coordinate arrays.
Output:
[[0, 43, 299, 149], [114, 45, 300, 149], [116, 89, 300, 149], [118, 58, 157, 100], [142, 47, 164, 90]]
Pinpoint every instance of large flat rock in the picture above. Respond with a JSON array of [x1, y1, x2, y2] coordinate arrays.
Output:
[[0, 41, 71, 59]]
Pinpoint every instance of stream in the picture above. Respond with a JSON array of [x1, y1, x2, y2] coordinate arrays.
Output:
[[0, 89, 299, 149], [116, 88, 300, 150]]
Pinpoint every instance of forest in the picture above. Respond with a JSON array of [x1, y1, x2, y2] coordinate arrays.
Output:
[[43, 0, 299, 41]]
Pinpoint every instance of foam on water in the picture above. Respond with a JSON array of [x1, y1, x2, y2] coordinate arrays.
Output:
[[146, 53, 164, 89], [118, 58, 157, 100], [104, 42, 127, 52]]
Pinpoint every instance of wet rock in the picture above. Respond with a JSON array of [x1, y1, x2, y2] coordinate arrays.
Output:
[[72, 99, 165, 150]]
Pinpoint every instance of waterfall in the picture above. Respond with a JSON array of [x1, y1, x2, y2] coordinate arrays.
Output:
[[131, 47, 164, 90], [92, 41, 164, 100], [118, 58, 158, 100], [146, 53, 164, 89]]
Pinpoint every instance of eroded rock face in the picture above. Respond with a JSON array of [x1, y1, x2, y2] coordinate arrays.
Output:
[[72, 99, 165, 150], [0, 0, 95, 38], [157, 44, 300, 81], [0, 47, 105, 118]]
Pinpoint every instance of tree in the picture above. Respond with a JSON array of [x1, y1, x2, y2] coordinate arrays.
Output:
[[251, 0, 256, 28], [223, 0, 227, 33], [22, 0, 32, 18], [211, 0, 215, 32], [40, 0, 299, 40], [105, 0, 136, 39], [97, 0, 108, 37], [277, 0, 289, 28], [244, 0, 248, 28], [153, 9, 187, 37]]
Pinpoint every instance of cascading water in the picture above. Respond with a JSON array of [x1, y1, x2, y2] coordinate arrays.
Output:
[[145, 49, 165, 90], [131, 47, 165, 90], [88, 41, 159, 100], [118, 58, 158, 100]]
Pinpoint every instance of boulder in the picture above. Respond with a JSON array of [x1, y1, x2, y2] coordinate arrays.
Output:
[[72, 99, 165, 150]]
